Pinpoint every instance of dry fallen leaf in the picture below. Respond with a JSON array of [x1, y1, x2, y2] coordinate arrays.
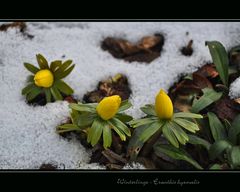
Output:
[[0, 22, 34, 39], [212, 96, 240, 121], [234, 98, 240, 104], [138, 35, 163, 49], [195, 63, 218, 78], [101, 34, 164, 63], [83, 74, 131, 103], [0, 22, 26, 31], [192, 73, 213, 89]]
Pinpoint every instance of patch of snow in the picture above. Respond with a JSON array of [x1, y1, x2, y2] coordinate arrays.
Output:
[[77, 162, 106, 169], [1, 22, 240, 169], [123, 162, 145, 169], [229, 77, 240, 99]]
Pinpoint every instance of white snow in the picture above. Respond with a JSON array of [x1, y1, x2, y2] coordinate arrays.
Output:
[[123, 162, 145, 169], [0, 22, 240, 169], [229, 77, 240, 99]]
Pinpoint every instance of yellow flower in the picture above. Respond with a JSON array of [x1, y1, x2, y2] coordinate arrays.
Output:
[[155, 89, 173, 119], [34, 69, 54, 88], [96, 95, 121, 120]]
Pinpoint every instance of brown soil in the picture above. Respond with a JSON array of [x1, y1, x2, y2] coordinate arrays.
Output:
[[27, 93, 77, 106], [181, 40, 193, 56], [39, 163, 58, 170]]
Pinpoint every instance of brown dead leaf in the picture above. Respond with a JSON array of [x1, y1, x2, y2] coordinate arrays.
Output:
[[102, 149, 127, 164], [229, 46, 240, 70], [168, 63, 218, 113], [212, 96, 240, 121], [138, 35, 163, 49], [64, 96, 77, 103], [192, 73, 213, 89], [195, 63, 218, 78], [173, 95, 193, 112], [172, 72, 213, 96], [170, 79, 202, 96], [106, 164, 124, 170], [234, 98, 240, 104], [0, 22, 34, 39], [169, 78, 201, 112], [83, 73, 131, 103], [101, 37, 139, 58], [101, 34, 164, 63], [169, 63, 216, 112], [0, 22, 26, 31]]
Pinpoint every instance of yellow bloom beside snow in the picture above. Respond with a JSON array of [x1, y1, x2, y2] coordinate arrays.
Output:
[[155, 89, 173, 119], [34, 69, 54, 88], [96, 95, 121, 120]]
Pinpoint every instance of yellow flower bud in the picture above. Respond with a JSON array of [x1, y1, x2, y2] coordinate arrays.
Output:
[[96, 95, 121, 120], [34, 69, 54, 88], [155, 89, 173, 119]]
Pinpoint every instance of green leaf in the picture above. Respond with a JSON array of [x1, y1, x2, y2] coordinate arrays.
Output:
[[118, 100, 132, 112], [207, 112, 227, 141], [50, 86, 63, 101], [56, 64, 75, 80], [44, 88, 51, 103], [140, 104, 156, 116], [27, 75, 34, 82], [173, 118, 199, 133], [170, 122, 189, 145], [139, 121, 163, 143], [26, 87, 42, 101], [206, 41, 229, 86], [229, 146, 240, 168], [22, 83, 36, 95], [78, 102, 98, 108], [57, 124, 80, 133], [154, 144, 203, 169], [110, 118, 131, 137], [209, 140, 232, 160], [55, 80, 74, 95], [115, 113, 133, 123], [36, 54, 49, 69], [58, 124, 79, 129], [183, 74, 193, 80], [70, 109, 80, 125], [103, 124, 112, 149], [54, 60, 73, 79], [162, 122, 179, 148], [50, 60, 62, 72], [24, 63, 39, 74], [129, 117, 158, 128], [108, 121, 126, 141], [87, 126, 93, 143], [228, 66, 238, 75], [223, 119, 231, 131], [69, 103, 96, 113], [90, 118, 104, 146], [173, 112, 203, 119], [191, 88, 223, 113], [127, 124, 148, 160], [228, 114, 240, 144], [188, 134, 211, 150], [77, 112, 96, 127], [209, 164, 223, 170]]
